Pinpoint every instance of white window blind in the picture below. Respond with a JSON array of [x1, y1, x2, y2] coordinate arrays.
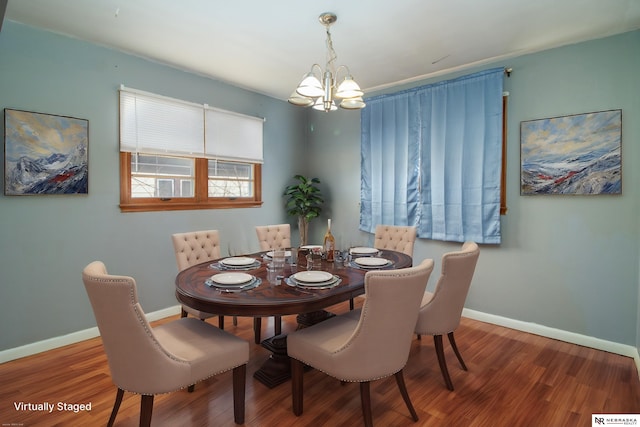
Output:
[[205, 107, 263, 163], [119, 88, 204, 156], [119, 86, 263, 163]]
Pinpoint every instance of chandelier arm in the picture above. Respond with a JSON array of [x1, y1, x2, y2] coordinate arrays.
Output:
[[334, 65, 351, 85], [309, 63, 323, 79]]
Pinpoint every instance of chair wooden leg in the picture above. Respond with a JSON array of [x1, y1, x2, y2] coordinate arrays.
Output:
[[447, 331, 467, 371], [291, 358, 304, 416], [232, 364, 247, 425], [254, 318, 262, 344], [233, 315, 238, 326], [395, 370, 419, 422], [180, 308, 188, 318], [274, 315, 282, 336], [139, 395, 154, 427], [349, 298, 354, 311], [434, 335, 454, 391], [359, 381, 373, 427], [218, 315, 225, 329], [107, 388, 124, 427]]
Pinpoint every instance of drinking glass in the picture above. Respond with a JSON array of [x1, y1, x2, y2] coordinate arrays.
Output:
[[342, 249, 352, 267], [272, 249, 286, 274], [266, 262, 280, 285], [336, 249, 350, 267], [305, 253, 321, 270]]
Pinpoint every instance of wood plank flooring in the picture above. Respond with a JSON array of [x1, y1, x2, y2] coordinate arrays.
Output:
[[1, 301, 639, 426]]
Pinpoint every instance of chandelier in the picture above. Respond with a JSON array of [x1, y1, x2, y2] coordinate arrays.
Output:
[[288, 13, 366, 112]]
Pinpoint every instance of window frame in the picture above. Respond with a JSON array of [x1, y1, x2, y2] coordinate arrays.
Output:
[[119, 152, 262, 212], [500, 94, 508, 215]]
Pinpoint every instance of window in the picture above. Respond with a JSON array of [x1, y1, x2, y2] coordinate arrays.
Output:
[[119, 87, 263, 212], [360, 68, 504, 244], [130, 154, 194, 198], [208, 160, 254, 197]]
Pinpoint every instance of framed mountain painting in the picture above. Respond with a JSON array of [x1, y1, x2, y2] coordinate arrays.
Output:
[[4, 109, 88, 195], [520, 109, 621, 195]]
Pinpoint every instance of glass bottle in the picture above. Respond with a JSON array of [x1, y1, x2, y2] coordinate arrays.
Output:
[[323, 219, 335, 262]]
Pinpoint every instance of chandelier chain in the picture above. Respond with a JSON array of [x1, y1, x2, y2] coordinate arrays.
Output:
[[325, 26, 338, 76]]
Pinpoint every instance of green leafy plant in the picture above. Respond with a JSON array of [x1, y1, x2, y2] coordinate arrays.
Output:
[[284, 175, 324, 245]]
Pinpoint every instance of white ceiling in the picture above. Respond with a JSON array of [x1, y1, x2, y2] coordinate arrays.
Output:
[[4, 0, 640, 101]]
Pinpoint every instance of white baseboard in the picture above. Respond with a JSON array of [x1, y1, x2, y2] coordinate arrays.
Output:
[[462, 308, 640, 369], [1, 304, 639, 379], [0, 305, 181, 364]]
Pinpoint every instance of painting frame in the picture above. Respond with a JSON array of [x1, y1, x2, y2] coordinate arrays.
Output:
[[520, 109, 622, 196], [4, 109, 89, 196]]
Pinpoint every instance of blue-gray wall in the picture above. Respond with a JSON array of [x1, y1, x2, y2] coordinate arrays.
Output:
[[0, 21, 309, 350], [0, 21, 638, 355]]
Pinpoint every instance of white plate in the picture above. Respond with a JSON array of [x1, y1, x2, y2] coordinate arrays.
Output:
[[206, 277, 261, 292], [211, 272, 253, 285], [293, 278, 338, 287], [354, 257, 389, 267], [265, 250, 292, 258], [292, 271, 334, 283], [350, 247, 379, 255], [300, 245, 323, 251], [220, 257, 257, 267], [286, 276, 341, 289], [289, 275, 339, 287]]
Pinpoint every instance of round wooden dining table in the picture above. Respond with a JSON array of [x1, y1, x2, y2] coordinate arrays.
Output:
[[175, 249, 412, 387]]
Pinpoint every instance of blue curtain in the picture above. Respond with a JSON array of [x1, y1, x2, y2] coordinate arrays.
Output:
[[360, 67, 503, 244]]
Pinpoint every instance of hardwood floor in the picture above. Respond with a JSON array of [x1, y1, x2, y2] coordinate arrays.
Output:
[[1, 301, 639, 426]]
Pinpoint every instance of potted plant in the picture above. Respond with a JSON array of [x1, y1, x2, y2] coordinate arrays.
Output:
[[284, 175, 324, 246]]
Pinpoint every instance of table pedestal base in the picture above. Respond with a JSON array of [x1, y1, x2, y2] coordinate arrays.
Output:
[[253, 334, 290, 388], [252, 310, 335, 388], [296, 310, 335, 328]]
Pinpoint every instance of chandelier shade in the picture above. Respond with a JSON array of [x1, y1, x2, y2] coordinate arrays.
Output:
[[312, 97, 337, 111], [296, 70, 324, 98], [288, 90, 315, 107], [288, 13, 366, 112], [339, 96, 366, 110], [335, 76, 363, 99]]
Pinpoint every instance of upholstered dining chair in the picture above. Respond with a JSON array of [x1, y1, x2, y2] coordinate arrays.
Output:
[[373, 224, 417, 257], [288, 259, 435, 427], [414, 241, 480, 391], [341, 224, 419, 311], [82, 261, 249, 427], [253, 223, 291, 342], [255, 223, 292, 251], [172, 230, 232, 328]]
